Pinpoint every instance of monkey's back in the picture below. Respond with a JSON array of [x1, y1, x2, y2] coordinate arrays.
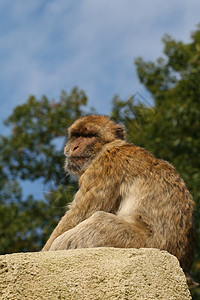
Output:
[[101, 142, 195, 272]]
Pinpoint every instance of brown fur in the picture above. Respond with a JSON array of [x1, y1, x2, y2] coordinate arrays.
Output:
[[42, 115, 195, 283]]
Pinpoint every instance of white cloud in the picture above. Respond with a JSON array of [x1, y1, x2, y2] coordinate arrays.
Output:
[[0, 0, 200, 122]]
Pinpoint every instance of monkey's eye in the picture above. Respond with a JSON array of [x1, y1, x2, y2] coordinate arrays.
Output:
[[70, 131, 97, 139], [84, 133, 97, 138], [71, 132, 81, 138]]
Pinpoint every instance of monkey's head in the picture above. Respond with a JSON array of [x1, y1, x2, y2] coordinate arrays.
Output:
[[64, 115, 126, 176]]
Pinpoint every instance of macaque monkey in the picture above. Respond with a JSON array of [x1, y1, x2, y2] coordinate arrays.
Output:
[[42, 115, 195, 286]]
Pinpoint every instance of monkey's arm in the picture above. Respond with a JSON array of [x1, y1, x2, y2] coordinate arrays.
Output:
[[42, 147, 126, 251]]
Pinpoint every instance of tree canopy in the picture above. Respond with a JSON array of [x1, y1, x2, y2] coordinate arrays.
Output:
[[0, 25, 200, 298], [0, 87, 87, 252], [112, 25, 200, 297]]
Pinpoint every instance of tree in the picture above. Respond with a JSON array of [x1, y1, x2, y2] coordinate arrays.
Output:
[[0, 87, 88, 253], [111, 25, 200, 297]]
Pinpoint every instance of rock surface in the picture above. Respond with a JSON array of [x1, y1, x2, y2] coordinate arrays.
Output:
[[0, 248, 191, 299]]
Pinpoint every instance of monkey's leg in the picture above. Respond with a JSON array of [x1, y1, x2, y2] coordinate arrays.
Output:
[[49, 211, 152, 250]]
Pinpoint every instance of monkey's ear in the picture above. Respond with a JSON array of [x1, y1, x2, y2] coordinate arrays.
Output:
[[115, 124, 126, 140]]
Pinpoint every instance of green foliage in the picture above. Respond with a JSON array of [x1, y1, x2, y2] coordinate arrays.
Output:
[[111, 25, 200, 297], [2, 87, 87, 184], [0, 87, 87, 253]]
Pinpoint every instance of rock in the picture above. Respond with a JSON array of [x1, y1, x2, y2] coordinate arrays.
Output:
[[0, 248, 191, 299]]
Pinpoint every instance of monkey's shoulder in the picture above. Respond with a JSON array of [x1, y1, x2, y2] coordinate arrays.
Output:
[[98, 142, 182, 178], [101, 142, 163, 165], [102, 142, 146, 156]]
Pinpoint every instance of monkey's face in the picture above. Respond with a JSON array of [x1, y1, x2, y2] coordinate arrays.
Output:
[[64, 133, 101, 176], [64, 115, 126, 176]]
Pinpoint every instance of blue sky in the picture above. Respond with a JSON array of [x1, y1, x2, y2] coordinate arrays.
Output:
[[1, 0, 200, 198], [1, 0, 200, 127]]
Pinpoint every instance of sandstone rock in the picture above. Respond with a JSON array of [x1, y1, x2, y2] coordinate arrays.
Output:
[[0, 248, 191, 299]]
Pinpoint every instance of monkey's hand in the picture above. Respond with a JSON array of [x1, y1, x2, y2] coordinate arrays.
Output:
[[49, 228, 81, 250], [49, 213, 99, 250]]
